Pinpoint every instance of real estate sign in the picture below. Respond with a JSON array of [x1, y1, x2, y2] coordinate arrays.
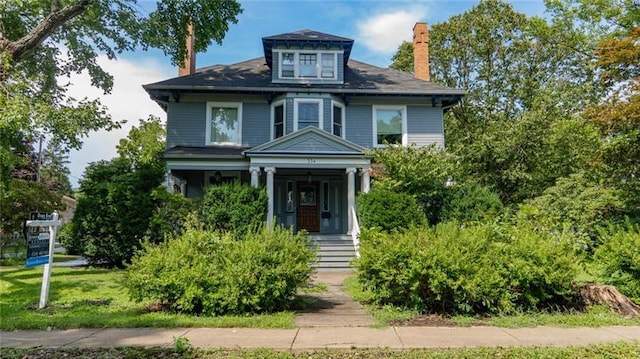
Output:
[[25, 212, 61, 308], [25, 228, 50, 267]]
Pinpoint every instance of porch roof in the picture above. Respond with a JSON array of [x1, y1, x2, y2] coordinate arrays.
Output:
[[244, 126, 369, 157]]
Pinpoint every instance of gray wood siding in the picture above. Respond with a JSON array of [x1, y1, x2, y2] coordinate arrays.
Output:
[[345, 105, 373, 148], [271, 52, 279, 83], [242, 103, 270, 147], [337, 53, 344, 82], [285, 98, 294, 134], [407, 106, 445, 148], [323, 98, 331, 133], [166, 102, 206, 148]]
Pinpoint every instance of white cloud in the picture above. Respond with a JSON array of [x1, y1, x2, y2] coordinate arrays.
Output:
[[356, 5, 429, 55], [65, 55, 173, 187]]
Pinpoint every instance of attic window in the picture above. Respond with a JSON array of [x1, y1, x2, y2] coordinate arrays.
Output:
[[276, 50, 338, 80], [282, 53, 294, 77]]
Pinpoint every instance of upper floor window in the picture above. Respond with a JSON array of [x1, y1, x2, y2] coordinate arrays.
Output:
[[277, 51, 338, 80], [299, 53, 317, 77], [206, 102, 242, 145], [294, 99, 323, 131], [271, 100, 285, 140], [373, 105, 406, 147], [282, 53, 295, 77], [332, 101, 345, 138], [321, 53, 335, 78]]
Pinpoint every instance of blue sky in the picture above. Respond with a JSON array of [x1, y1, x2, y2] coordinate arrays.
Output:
[[66, 0, 546, 187]]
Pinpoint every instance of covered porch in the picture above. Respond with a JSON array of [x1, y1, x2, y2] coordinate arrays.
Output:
[[244, 126, 372, 235]]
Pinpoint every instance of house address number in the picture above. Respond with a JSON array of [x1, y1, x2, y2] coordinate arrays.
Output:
[[307, 158, 316, 164]]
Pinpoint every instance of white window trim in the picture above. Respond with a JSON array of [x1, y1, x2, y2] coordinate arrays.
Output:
[[270, 99, 286, 140], [275, 50, 340, 80], [372, 105, 407, 147], [293, 98, 324, 132], [206, 101, 243, 146], [331, 100, 345, 138]]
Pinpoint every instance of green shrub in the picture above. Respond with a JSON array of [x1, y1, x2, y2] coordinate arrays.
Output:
[[354, 222, 578, 315], [72, 159, 164, 268], [356, 187, 426, 232], [56, 222, 82, 255], [371, 145, 456, 225], [440, 182, 503, 223], [201, 182, 268, 236], [595, 228, 640, 300], [517, 173, 625, 249], [145, 189, 200, 243], [124, 226, 315, 315]]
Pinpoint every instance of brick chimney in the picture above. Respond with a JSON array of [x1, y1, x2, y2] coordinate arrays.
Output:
[[178, 23, 196, 76], [412, 22, 430, 82]]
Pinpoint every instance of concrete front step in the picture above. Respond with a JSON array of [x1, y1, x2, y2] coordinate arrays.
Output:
[[310, 235, 356, 270]]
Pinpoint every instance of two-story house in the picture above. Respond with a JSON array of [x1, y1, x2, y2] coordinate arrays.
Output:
[[143, 23, 464, 237]]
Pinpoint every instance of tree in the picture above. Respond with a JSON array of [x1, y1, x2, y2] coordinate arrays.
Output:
[[586, 26, 640, 212], [71, 118, 166, 267], [0, 179, 64, 235], [389, 0, 602, 203], [0, 0, 242, 190], [116, 115, 166, 173]]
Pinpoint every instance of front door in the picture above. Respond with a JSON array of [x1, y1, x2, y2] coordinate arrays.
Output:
[[297, 181, 319, 232]]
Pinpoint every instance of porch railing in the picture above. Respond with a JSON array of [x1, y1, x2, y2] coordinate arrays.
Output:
[[350, 206, 360, 257]]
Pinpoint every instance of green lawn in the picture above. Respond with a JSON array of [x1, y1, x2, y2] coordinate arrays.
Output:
[[2, 343, 640, 359], [343, 276, 640, 328], [0, 266, 293, 330]]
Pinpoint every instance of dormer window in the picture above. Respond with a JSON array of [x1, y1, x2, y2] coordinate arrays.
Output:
[[276, 50, 338, 80], [282, 53, 295, 77]]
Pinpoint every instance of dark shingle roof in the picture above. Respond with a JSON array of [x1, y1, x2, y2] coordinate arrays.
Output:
[[144, 57, 465, 103], [262, 29, 353, 42], [261, 29, 354, 67], [165, 145, 248, 159]]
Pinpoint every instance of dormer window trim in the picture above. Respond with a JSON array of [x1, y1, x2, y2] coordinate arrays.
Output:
[[274, 49, 340, 81]]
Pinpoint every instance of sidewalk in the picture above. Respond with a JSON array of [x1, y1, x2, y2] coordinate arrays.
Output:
[[1, 326, 639, 349]]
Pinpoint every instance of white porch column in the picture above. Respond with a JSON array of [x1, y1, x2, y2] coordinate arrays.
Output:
[[360, 167, 371, 194], [265, 167, 276, 226], [249, 166, 261, 188], [346, 167, 357, 235]]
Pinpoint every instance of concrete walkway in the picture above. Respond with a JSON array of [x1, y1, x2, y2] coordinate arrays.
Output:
[[1, 326, 639, 349], [295, 271, 374, 327]]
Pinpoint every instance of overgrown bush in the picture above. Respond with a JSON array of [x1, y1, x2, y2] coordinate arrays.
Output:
[[354, 222, 578, 314], [356, 187, 426, 232], [372, 145, 456, 224], [517, 172, 625, 249], [125, 226, 315, 315], [56, 222, 82, 255], [440, 182, 503, 223], [201, 182, 268, 236], [595, 228, 640, 300], [145, 189, 200, 243]]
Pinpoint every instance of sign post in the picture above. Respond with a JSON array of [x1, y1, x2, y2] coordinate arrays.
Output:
[[25, 212, 60, 309]]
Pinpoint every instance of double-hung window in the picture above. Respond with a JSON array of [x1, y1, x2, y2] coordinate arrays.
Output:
[[373, 105, 406, 146], [321, 53, 335, 78], [271, 100, 285, 139], [332, 101, 344, 138], [206, 102, 242, 145], [294, 99, 323, 131], [281, 53, 295, 78]]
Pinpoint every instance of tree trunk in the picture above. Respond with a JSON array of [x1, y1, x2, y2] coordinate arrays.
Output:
[[577, 284, 640, 317]]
